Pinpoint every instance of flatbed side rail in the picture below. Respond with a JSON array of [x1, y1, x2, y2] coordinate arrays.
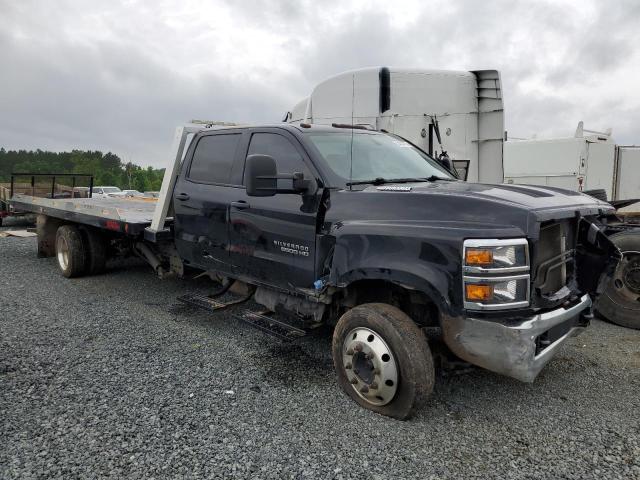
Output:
[[9, 173, 94, 200]]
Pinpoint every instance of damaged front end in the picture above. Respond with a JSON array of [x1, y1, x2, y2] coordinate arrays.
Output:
[[443, 215, 621, 383]]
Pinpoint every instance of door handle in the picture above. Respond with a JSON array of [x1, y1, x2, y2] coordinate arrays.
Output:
[[231, 200, 250, 210], [175, 193, 190, 201]]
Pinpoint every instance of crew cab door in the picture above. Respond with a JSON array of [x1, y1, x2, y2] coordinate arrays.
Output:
[[173, 130, 243, 272], [229, 130, 321, 289]]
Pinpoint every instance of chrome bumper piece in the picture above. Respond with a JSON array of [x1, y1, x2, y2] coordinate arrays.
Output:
[[442, 294, 592, 382]]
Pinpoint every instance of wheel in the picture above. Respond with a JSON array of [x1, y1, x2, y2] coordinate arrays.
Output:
[[332, 303, 434, 419], [55, 225, 87, 278], [596, 231, 640, 329], [81, 227, 107, 275]]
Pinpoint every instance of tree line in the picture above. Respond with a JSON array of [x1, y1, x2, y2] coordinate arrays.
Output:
[[0, 148, 165, 192]]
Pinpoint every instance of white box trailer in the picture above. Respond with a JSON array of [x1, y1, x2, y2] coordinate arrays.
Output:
[[504, 123, 640, 202], [286, 67, 505, 184]]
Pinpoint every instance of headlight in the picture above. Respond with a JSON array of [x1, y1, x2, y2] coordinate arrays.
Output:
[[463, 238, 529, 273], [463, 239, 530, 310]]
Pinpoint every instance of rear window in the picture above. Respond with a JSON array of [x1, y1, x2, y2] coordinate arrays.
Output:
[[189, 134, 241, 184]]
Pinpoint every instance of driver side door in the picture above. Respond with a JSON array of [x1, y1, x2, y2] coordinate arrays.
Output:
[[228, 130, 321, 290]]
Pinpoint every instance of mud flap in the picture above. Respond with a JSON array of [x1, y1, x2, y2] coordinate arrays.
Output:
[[575, 219, 622, 300]]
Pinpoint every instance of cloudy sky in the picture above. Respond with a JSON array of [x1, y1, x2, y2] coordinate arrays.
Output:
[[1, 0, 639, 167]]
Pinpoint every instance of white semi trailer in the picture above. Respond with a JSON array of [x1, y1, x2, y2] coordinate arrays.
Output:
[[504, 122, 640, 203], [285, 67, 505, 184]]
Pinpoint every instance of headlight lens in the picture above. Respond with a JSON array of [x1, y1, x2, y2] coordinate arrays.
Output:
[[463, 239, 530, 310], [463, 239, 529, 273], [463, 275, 530, 309]]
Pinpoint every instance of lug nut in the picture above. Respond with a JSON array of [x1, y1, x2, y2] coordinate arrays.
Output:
[[354, 344, 363, 352], [370, 382, 378, 390], [345, 363, 352, 370], [346, 349, 354, 356], [374, 368, 380, 375], [360, 386, 369, 394], [350, 378, 358, 384]]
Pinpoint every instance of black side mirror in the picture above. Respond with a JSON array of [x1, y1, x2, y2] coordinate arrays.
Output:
[[246, 154, 312, 197], [246, 154, 278, 197]]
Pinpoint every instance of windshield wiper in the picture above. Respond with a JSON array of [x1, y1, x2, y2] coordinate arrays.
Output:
[[346, 176, 453, 186], [426, 175, 455, 182]]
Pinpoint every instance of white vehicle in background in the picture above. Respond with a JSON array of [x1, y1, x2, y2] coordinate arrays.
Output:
[[92, 186, 124, 198], [285, 66, 505, 184], [122, 189, 145, 198], [504, 122, 640, 202]]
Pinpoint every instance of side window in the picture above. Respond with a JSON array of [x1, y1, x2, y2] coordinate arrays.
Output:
[[245, 133, 311, 182], [188, 134, 241, 184]]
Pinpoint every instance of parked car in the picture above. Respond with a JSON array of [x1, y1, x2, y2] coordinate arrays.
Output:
[[122, 189, 145, 198], [93, 186, 124, 198]]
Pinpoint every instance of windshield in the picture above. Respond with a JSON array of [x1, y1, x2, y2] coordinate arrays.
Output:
[[102, 187, 121, 193], [306, 132, 454, 184]]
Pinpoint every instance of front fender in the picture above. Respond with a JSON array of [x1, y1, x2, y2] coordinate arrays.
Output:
[[327, 222, 465, 316]]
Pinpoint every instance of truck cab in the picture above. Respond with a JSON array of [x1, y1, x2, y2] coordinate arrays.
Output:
[[170, 123, 619, 418]]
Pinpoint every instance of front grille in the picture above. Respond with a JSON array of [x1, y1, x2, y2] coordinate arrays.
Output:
[[533, 220, 576, 298]]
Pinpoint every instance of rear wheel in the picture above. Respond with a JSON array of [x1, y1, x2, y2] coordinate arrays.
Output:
[[596, 231, 640, 329], [55, 225, 87, 278], [332, 303, 434, 419], [81, 227, 107, 275]]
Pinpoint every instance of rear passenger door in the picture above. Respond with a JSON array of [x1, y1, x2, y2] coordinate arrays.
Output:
[[173, 130, 243, 272], [228, 129, 321, 289]]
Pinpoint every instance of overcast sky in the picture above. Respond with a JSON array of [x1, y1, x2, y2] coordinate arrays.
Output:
[[1, 0, 639, 167]]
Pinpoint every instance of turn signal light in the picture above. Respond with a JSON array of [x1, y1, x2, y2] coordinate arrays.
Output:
[[465, 284, 494, 301], [465, 249, 494, 265]]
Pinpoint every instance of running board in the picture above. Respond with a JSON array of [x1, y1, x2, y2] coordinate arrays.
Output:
[[177, 292, 251, 312], [233, 310, 307, 342]]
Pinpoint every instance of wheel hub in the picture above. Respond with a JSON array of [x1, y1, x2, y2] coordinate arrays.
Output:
[[342, 327, 398, 406], [613, 251, 640, 299], [56, 235, 69, 271]]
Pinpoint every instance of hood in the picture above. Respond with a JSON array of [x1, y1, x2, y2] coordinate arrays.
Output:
[[327, 180, 614, 240], [362, 181, 614, 219]]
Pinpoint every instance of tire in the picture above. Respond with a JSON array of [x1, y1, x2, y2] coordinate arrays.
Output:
[[55, 225, 87, 278], [332, 303, 434, 420], [596, 230, 640, 329], [81, 227, 107, 275]]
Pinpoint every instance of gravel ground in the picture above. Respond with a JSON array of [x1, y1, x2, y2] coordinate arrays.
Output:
[[1, 218, 639, 479]]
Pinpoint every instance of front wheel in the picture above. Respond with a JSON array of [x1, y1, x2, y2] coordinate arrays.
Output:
[[596, 230, 640, 329], [332, 303, 434, 420]]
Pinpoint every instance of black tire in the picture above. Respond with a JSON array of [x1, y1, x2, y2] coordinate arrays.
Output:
[[332, 303, 434, 420], [596, 231, 640, 329], [55, 225, 87, 278], [584, 189, 608, 202], [81, 227, 107, 275]]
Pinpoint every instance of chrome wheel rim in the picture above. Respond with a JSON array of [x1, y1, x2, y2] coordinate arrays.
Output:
[[342, 327, 398, 406], [56, 235, 69, 271]]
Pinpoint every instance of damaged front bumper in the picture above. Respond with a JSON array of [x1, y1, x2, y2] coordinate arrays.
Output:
[[442, 294, 592, 382]]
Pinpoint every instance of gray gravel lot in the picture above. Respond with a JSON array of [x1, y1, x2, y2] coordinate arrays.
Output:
[[1, 218, 639, 479]]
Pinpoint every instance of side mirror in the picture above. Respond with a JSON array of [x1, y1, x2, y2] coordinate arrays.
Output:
[[246, 154, 278, 197], [245, 154, 312, 196]]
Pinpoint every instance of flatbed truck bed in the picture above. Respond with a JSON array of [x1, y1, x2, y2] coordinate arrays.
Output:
[[10, 194, 165, 236]]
